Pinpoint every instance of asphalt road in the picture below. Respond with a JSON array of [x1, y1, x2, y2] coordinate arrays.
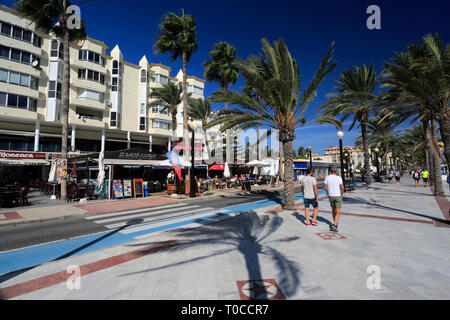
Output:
[[0, 187, 289, 253]]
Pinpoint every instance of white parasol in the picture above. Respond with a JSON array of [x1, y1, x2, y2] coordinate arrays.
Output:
[[224, 161, 231, 178]]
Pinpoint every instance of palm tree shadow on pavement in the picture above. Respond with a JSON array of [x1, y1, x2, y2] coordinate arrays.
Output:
[[342, 195, 450, 224], [120, 211, 302, 299]]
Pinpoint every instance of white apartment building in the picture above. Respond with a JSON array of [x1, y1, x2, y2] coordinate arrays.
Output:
[[0, 4, 207, 179]]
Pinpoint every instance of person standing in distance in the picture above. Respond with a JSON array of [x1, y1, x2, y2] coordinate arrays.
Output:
[[300, 168, 319, 227], [421, 168, 429, 187], [324, 166, 344, 232]]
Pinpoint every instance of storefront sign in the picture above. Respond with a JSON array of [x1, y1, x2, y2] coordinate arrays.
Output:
[[0, 151, 46, 159], [123, 180, 132, 197], [104, 148, 166, 161], [133, 179, 144, 198], [56, 159, 68, 179], [113, 180, 124, 198]]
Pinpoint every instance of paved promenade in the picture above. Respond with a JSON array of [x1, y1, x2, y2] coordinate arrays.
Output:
[[0, 178, 449, 300]]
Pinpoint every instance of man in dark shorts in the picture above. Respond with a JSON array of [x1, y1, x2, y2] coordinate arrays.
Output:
[[300, 168, 319, 227]]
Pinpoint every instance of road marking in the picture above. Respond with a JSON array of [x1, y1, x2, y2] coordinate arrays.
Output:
[[121, 208, 226, 235], [91, 205, 200, 225], [85, 203, 187, 220]]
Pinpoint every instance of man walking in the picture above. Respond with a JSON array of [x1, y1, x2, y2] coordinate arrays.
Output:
[[421, 168, 429, 187], [324, 166, 344, 232], [300, 168, 319, 227]]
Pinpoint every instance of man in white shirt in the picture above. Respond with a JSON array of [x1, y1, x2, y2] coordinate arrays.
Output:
[[324, 166, 344, 232]]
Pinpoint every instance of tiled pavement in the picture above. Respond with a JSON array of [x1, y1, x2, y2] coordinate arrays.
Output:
[[0, 179, 449, 300]]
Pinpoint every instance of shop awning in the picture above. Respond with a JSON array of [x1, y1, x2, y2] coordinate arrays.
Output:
[[0, 159, 50, 166]]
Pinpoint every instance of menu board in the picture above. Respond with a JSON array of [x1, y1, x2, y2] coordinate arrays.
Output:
[[133, 179, 144, 198], [113, 180, 124, 199], [123, 180, 132, 197]]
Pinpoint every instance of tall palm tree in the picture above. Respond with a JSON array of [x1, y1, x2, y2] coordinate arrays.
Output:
[[188, 98, 217, 160], [382, 36, 446, 196], [148, 81, 187, 150], [203, 42, 239, 163], [209, 38, 338, 210], [154, 10, 198, 163], [319, 65, 382, 185], [16, 0, 86, 200]]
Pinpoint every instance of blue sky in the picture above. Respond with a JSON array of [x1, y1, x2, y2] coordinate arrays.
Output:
[[4, 0, 449, 154]]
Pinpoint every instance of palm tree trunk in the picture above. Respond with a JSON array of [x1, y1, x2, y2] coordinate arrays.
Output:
[[182, 51, 190, 188], [385, 144, 389, 175], [171, 112, 177, 151], [422, 121, 431, 173], [438, 115, 450, 169], [360, 119, 372, 185], [225, 101, 231, 164], [431, 120, 444, 196], [257, 122, 261, 161], [279, 140, 283, 178], [282, 139, 295, 210], [60, 31, 70, 200]]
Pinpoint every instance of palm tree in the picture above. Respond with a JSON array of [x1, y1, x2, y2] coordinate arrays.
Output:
[[382, 36, 446, 196], [148, 81, 187, 150], [319, 65, 382, 185], [209, 38, 338, 210], [16, 0, 86, 200], [203, 42, 239, 163], [154, 10, 198, 163], [188, 98, 217, 160], [356, 115, 401, 173], [403, 125, 427, 167]]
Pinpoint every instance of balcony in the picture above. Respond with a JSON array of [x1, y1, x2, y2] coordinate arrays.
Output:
[[70, 114, 106, 129], [0, 106, 37, 121], [71, 97, 107, 111]]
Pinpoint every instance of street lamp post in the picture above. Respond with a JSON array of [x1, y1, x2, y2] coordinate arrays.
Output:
[[307, 146, 312, 172], [374, 147, 380, 175], [188, 118, 196, 198], [337, 131, 345, 191]]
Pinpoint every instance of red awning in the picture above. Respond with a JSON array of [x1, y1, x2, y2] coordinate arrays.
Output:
[[209, 164, 225, 171]]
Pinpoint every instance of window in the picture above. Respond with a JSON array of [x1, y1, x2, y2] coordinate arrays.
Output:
[[51, 40, 58, 57], [140, 117, 146, 130], [0, 21, 40, 46], [141, 70, 147, 83], [110, 112, 117, 127], [0, 69, 7, 82], [140, 103, 145, 115], [33, 35, 41, 47], [112, 77, 118, 92], [0, 45, 9, 59], [30, 77, 38, 90], [152, 120, 169, 130], [18, 95, 28, 109], [9, 71, 20, 84], [48, 81, 56, 98], [20, 74, 29, 86], [22, 30, 32, 42], [21, 51, 31, 64], [29, 98, 37, 112], [112, 60, 118, 74], [12, 26, 23, 39], [1, 23, 11, 36], [188, 85, 204, 95], [7, 94, 18, 107], [11, 49, 21, 62], [0, 92, 6, 106], [78, 68, 105, 84], [56, 82, 61, 100], [152, 105, 168, 115]]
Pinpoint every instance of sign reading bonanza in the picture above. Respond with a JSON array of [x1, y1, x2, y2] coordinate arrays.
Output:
[[0, 151, 46, 159]]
